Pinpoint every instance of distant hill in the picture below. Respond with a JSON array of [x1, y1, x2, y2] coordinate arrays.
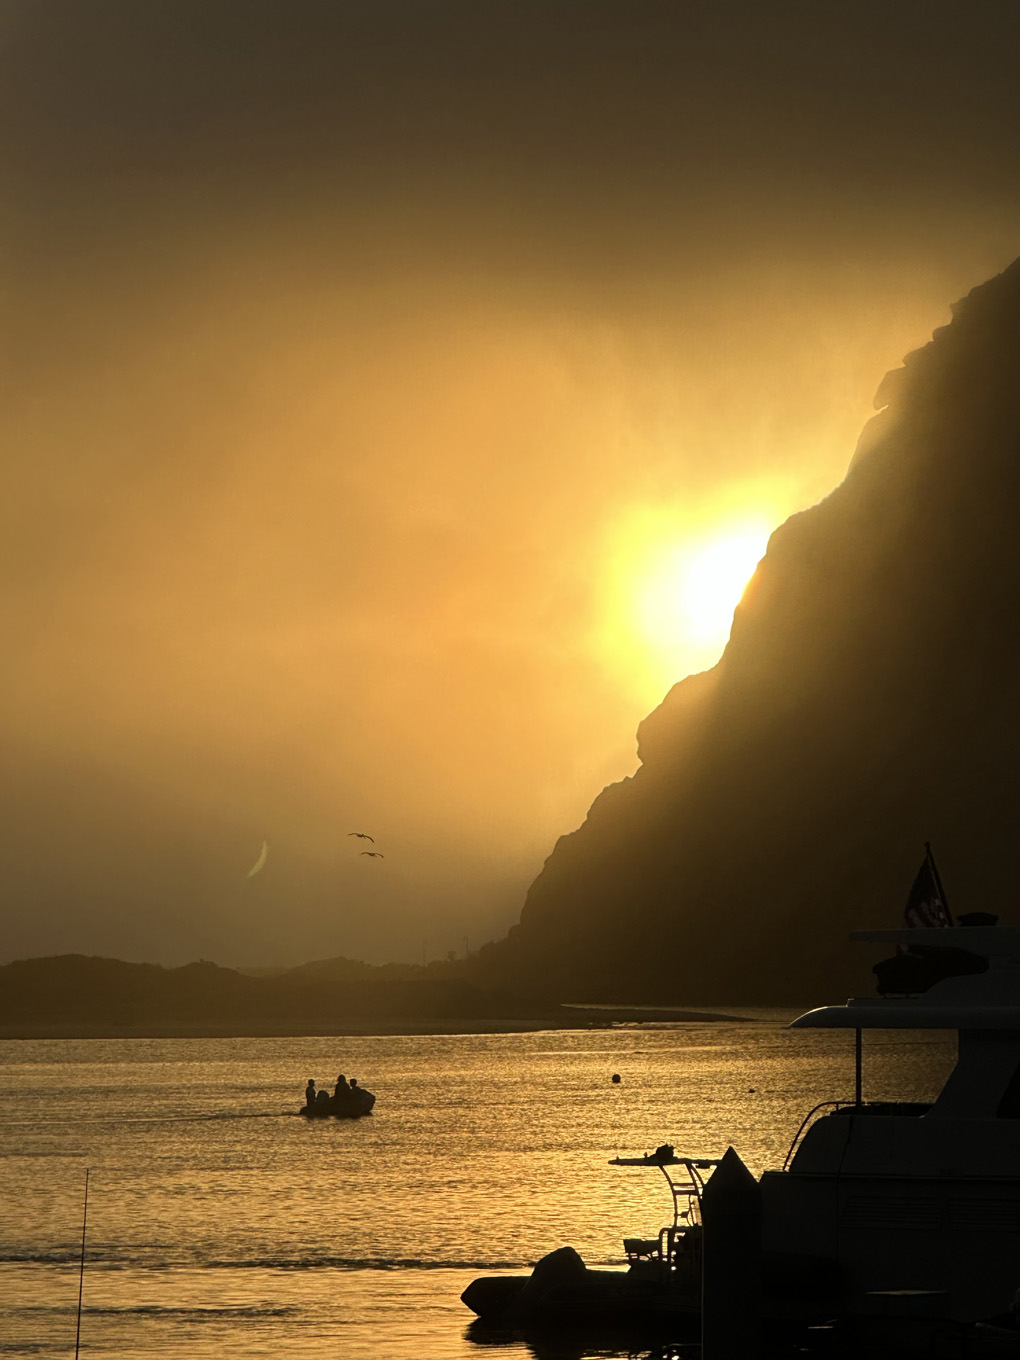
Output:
[[0, 953, 554, 1036], [474, 258, 1020, 1005], [280, 954, 429, 983], [238, 956, 423, 982]]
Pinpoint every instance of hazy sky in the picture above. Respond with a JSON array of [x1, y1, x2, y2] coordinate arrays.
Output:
[[3, 1, 1020, 966]]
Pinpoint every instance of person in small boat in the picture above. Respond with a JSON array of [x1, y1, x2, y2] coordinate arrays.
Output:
[[304, 1079, 316, 1108], [334, 1074, 350, 1100], [315, 1087, 331, 1106], [349, 1078, 358, 1088]]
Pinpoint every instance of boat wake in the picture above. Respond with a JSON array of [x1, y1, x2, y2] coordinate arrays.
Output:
[[74, 1304, 299, 1318], [1, 1247, 534, 1272], [208, 1254, 532, 1272], [13, 1301, 298, 1319], [0, 1111, 295, 1128]]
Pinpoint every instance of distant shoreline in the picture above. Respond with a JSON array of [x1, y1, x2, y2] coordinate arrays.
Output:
[[0, 1006, 763, 1040]]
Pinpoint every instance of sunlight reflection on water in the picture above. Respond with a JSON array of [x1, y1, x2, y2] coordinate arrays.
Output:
[[0, 1020, 955, 1358]]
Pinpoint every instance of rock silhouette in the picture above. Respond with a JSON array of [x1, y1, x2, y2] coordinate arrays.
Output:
[[479, 258, 1020, 1004]]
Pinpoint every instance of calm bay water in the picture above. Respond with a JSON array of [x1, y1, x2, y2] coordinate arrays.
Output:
[[0, 1018, 956, 1359]]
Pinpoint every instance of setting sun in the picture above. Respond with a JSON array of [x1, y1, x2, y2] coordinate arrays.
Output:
[[638, 525, 771, 648], [598, 499, 779, 704]]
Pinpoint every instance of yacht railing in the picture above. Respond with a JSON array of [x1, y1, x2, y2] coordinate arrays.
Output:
[[782, 1100, 849, 1170]]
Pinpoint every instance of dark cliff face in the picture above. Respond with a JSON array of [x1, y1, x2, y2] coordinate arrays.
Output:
[[483, 258, 1020, 1004]]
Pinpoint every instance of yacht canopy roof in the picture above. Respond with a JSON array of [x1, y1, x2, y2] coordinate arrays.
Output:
[[793, 926, 1020, 1029], [792, 1000, 1020, 1029]]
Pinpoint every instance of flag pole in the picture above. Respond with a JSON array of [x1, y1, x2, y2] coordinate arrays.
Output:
[[925, 841, 954, 927], [75, 1168, 89, 1360]]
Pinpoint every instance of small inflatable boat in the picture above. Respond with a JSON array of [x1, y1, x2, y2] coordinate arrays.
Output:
[[462, 1148, 712, 1330], [301, 1086, 376, 1119]]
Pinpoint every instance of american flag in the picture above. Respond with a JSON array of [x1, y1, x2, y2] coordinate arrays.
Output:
[[904, 848, 953, 929]]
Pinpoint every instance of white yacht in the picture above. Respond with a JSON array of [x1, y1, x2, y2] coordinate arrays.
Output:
[[463, 922, 1020, 1344], [765, 924, 1020, 1325]]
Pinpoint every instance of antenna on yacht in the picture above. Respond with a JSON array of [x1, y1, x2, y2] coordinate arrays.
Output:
[[75, 1168, 89, 1360]]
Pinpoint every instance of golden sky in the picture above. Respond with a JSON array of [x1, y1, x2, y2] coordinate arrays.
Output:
[[2, 2, 1020, 965]]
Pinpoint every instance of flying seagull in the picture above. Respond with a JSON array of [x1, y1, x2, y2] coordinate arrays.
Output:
[[360, 851, 385, 858], [348, 832, 375, 843], [246, 840, 269, 878]]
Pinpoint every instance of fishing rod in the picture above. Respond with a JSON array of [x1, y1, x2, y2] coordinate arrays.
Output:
[[75, 1168, 89, 1360]]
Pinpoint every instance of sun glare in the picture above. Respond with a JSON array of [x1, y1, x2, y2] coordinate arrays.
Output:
[[634, 522, 769, 657], [599, 501, 777, 705], [669, 528, 770, 645]]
